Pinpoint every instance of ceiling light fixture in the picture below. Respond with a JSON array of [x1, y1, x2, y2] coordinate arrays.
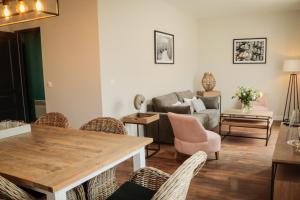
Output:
[[0, 0, 59, 27], [35, 0, 43, 11], [2, 0, 10, 17], [16, 0, 27, 13]]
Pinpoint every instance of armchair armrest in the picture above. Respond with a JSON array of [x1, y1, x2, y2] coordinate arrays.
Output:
[[129, 167, 170, 191]]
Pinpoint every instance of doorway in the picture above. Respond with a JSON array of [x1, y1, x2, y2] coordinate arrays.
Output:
[[0, 28, 45, 123], [17, 28, 46, 122]]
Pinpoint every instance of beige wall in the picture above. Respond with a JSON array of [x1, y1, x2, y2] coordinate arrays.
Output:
[[197, 12, 300, 119], [1, 0, 102, 127], [99, 0, 201, 118]]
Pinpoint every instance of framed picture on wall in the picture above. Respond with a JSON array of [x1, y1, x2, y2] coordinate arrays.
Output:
[[233, 38, 267, 64], [154, 31, 174, 64]]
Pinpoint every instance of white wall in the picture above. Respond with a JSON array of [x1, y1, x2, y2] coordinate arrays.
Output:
[[99, 0, 201, 118], [197, 12, 300, 119], [0, 0, 102, 127]]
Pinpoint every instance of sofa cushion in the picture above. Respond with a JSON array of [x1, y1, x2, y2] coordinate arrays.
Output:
[[175, 90, 194, 102], [152, 93, 179, 112], [193, 109, 220, 130], [191, 113, 209, 129], [198, 96, 219, 109], [107, 181, 156, 200]]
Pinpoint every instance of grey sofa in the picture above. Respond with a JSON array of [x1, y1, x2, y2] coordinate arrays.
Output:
[[147, 90, 220, 144]]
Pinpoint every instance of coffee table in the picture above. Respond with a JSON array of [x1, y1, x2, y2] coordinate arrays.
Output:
[[219, 109, 273, 146]]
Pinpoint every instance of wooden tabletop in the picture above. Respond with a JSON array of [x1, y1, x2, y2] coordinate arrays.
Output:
[[0, 125, 152, 192], [272, 124, 300, 164], [222, 109, 273, 118]]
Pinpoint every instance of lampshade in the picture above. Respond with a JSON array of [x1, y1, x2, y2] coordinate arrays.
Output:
[[0, 0, 58, 27], [283, 59, 300, 73]]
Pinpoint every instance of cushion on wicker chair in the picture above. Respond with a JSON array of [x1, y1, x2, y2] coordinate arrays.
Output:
[[107, 181, 156, 200]]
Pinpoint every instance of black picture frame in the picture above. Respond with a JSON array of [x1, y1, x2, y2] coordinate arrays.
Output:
[[233, 38, 267, 64], [154, 30, 174, 64]]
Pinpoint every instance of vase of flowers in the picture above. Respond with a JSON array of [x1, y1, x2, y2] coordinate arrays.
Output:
[[232, 87, 262, 113]]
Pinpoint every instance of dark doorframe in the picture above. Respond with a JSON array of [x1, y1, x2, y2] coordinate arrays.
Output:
[[0, 31, 28, 121]]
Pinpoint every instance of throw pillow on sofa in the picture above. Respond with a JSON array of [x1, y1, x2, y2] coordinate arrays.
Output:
[[198, 96, 219, 109], [172, 101, 182, 106], [183, 97, 197, 113], [192, 99, 206, 113]]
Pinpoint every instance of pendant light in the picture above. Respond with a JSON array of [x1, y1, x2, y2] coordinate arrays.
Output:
[[0, 0, 59, 27]]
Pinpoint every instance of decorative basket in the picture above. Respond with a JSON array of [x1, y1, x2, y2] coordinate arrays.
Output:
[[0, 121, 31, 140]]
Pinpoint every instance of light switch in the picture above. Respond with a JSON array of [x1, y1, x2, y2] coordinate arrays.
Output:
[[47, 81, 53, 88]]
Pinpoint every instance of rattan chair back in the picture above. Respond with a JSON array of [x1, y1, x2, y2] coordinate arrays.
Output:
[[0, 175, 35, 200], [80, 117, 127, 200], [151, 151, 207, 200], [80, 117, 127, 135], [34, 112, 69, 128]]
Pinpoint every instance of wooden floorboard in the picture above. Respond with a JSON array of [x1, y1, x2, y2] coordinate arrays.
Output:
[[116, 122, 280, 200]]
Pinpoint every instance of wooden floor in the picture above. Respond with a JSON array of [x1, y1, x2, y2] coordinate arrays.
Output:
[[117, 122, 280, 200]]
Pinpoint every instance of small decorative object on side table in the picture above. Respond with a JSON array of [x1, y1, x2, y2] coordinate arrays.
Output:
[[201, 72, 216, 92], [122, 113, 160, 158]]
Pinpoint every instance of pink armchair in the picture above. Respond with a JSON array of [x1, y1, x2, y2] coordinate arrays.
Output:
[[167, 112, 221, 159]]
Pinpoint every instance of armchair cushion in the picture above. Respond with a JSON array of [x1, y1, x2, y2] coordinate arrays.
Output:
[[107, 181, 155, 200], [198, 96, 219, 109]]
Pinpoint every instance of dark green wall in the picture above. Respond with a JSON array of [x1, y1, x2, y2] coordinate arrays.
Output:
[[20, 29, 45, 121]]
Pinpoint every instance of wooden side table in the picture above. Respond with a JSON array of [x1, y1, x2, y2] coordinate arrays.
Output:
[[122, 113, 160, 158]]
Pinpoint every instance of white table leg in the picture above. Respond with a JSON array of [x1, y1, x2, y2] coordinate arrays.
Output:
[[133, 147, 145, 171], [47, 191, 67, 200]]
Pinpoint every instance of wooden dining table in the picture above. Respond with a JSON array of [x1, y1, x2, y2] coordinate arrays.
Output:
[[0, 125, 152, 200]]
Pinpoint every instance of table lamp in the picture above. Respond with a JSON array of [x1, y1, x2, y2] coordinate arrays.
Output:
[[283, 59, 300, 122]]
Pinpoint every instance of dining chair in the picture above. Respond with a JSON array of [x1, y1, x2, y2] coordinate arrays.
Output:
[[168, 112, 221, 160], [34, 112, 69, 128], [0, 175, 86, 200], [107, 151, 207, 200], [80, 117, 127, 200], [33, 112, 85, 200]]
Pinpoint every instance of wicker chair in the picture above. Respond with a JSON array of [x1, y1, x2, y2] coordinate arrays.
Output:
[[0, 175, 86, 200], [34, 112, 69, 128], [80, 117, 127, 200], [32, 112, 85, 200], [126, 151, 207, 200]]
